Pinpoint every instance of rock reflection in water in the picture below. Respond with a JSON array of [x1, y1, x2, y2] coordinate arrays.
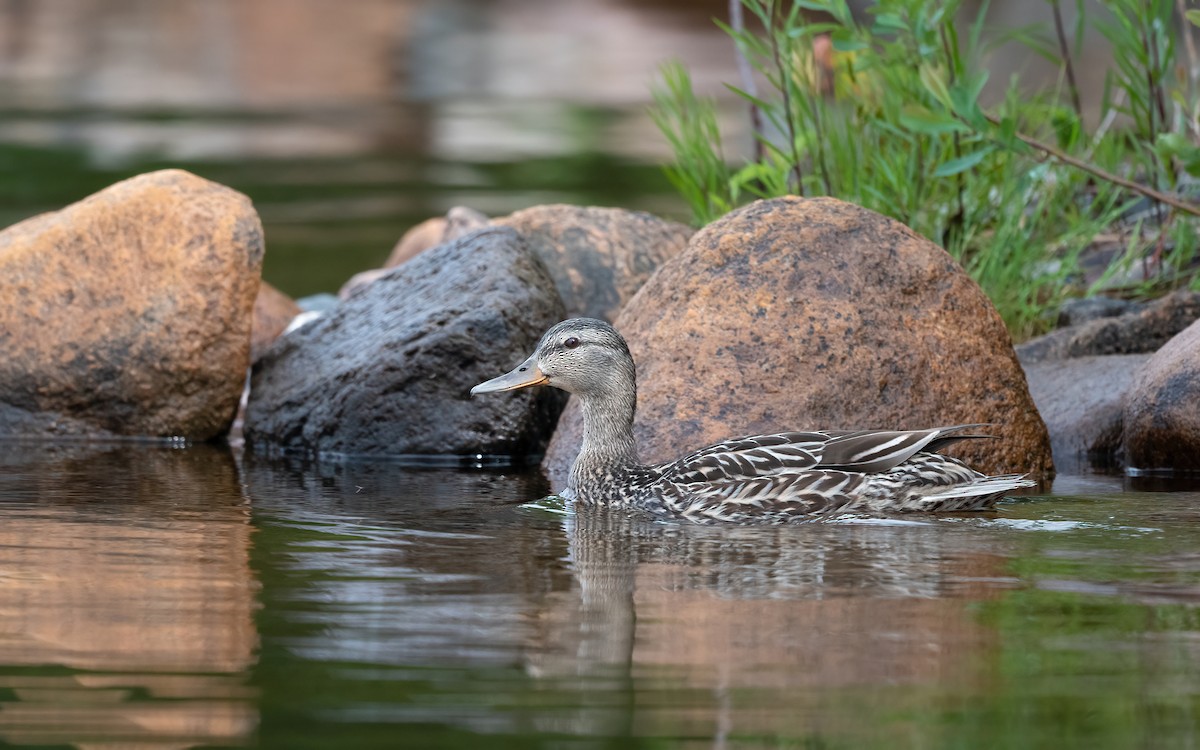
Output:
[[242, 454, 572, 668], [0, 442, 258, 748]]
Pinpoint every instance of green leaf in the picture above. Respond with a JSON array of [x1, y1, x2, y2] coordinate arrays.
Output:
[[919, 64, 952, 108], [1051, 109, 1081, 151], [991, 115, 1027, 153], [1156, 132, 1200, 177], [932, 146, 995, 177], [831, 36, 868, 52], [871, 13, 907, 31], [1187, 9, 1200, 26], [898, 106, 970, 135], [831, 28, 867, 52], [947, 72, 989, 129]]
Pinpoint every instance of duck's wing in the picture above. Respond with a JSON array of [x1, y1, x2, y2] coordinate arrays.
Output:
[[664, 431, 831, 484], [664, 425, 992, 484], [816, 424, 994, 473]]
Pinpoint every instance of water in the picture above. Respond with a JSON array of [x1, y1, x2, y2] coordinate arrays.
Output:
[[1, 443, 1198, 748]]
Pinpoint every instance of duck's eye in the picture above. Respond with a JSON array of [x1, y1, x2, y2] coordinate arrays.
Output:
[[563, 337, 580, 350]]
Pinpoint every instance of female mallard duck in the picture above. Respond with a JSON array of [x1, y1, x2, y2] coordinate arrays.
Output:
[[472, 318, 1034, 524]]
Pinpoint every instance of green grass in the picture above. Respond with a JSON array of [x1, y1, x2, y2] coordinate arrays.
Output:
[[650, 0, 1200, 340]]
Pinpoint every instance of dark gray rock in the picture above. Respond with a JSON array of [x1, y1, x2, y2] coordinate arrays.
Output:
[[245, 227, 566, 459], [1018, 290, 1200, 364], [1123, 318, 1200, 472], [495, 204, 692, 321], [1022, 354, 1150, 473], [1055, 296, 1141, 328]]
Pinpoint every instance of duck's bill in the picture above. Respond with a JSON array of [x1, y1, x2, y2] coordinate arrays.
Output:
[[470, 356, 548, 395]]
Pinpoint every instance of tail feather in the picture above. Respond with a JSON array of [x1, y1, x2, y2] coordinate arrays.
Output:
[[915, 474, 1036, 511], [923, 474, 1036, 500]]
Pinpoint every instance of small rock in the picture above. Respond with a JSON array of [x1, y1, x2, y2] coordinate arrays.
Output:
[[338, 268, 390, 300], [1123, 318, 1200, 472], [0, 169, 263, 440], [543, 197, 1052, 485], [385, 216, 448, 268], [340, 207, 495, 299], [251, 282, 301, 364], [382, 207, 489, 270], [295, 293, 339, 313], [1022, 355, 1151, 472], [1056, 296, 1141, 328], [245, 227, 566, 458], [444, 206, 490, 240], [1018, 290, 1200, 364], [496, 204, 692, 321]]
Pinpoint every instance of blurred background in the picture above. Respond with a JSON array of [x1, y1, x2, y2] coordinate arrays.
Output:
[[0, 0, 1117, 297]]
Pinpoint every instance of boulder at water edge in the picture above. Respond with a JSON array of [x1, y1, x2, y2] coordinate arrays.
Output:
[[1016, 291, 1200, 471], [0, 169, 264, 439], [245, 227, 566, 457], [1021, 354, 1149, 472], [543, 196, 1053, 486], [1122, 318, 1200, 471], [496, 204, 693, 321]]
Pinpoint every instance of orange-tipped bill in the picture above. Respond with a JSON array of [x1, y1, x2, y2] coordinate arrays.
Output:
[[470, 354, 548, 395]]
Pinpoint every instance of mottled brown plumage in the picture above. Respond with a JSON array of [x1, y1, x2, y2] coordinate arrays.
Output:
[[473, 318, 1035, 524]]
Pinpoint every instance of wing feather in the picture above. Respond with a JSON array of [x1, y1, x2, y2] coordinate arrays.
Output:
[[817, 424, 993, 473], [660, 424, 995, 485], [666, 432, 827, 484]]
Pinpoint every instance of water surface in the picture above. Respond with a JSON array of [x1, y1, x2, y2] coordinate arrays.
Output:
[[1, 444, 1198, 747]]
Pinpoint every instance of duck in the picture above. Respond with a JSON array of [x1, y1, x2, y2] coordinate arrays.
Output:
[[471, 318, 1035, 524]]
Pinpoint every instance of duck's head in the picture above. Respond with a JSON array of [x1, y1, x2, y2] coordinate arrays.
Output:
[[471, 318, 635, 398]]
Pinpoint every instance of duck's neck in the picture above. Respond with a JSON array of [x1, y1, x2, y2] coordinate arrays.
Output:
[[568, 379, 640, 500]]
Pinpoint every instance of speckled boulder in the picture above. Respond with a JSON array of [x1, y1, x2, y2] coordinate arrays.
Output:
[[544, 197, 1052, 486], [251, 282, 301, 364], [1123, 318, 1200, 471], [496, 204, 692, 321], [0, 169, 263, 439], [245, 227, 566, 458]]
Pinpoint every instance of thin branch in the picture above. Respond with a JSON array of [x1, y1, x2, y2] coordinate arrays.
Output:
[[984, 113, 1200, 217], [729, 0, 766, 163], [1049, 0, 1083, 119]]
